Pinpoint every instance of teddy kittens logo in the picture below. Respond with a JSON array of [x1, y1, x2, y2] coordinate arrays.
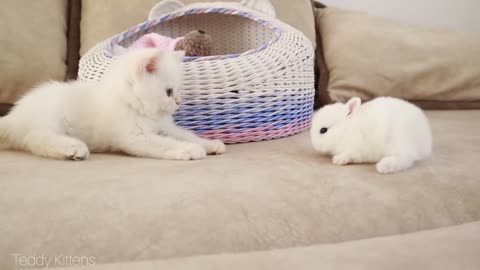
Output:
[[12, 254, 96, 269]]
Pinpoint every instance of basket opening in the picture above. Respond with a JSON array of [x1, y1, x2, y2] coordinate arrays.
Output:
[[117, 13, 278, 57]]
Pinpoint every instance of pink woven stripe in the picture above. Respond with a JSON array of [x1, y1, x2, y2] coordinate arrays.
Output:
[[199, 120, 311, 143]]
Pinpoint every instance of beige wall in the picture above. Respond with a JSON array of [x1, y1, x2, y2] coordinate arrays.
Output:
[[317, 0, 480, 33]]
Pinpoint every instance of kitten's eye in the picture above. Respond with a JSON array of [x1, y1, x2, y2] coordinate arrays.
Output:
[[320, 128, 328, 134], [166, 88, 173, 97]]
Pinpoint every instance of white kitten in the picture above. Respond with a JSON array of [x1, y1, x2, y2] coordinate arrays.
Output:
[[0, 48, 226, 160], [310, 97, 432, 174]]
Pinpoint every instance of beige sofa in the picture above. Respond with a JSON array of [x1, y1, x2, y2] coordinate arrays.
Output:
[[1, 1, 479, 269]]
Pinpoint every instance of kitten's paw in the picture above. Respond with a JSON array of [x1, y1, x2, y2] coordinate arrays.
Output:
[[166, 143, 206, 160], [64, 142, 90, 161], [24, 132, 90, 160], [204, 139, 226, 155], [332, 154, 350, 166], [183, 143, 207, 160]]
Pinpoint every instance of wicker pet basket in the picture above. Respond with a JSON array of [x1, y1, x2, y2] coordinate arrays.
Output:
[[79, 2, 315, 143]]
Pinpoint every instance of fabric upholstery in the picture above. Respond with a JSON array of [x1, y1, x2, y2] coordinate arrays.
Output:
[[0, 0, 67, 104], [315, 7, 480, 108], [54, 221, 480, 270], [1, 111, 479, 269]]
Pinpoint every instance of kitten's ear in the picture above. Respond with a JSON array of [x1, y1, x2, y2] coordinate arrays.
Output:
[[138, 51, 163, 75], [145, 57, 157, 74], [345, 97, 362, 117]]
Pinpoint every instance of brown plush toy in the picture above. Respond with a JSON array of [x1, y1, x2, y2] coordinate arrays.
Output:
[[127, 29, 213, 57], [175, 30, 213, 57]]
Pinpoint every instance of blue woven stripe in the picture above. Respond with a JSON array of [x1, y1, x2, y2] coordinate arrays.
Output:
[[174, 94, 314, 132]]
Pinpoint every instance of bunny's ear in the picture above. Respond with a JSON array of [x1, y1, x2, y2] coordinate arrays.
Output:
[[346, 97, 362, 117], [148, 0, 184, 20], [241, 0, 276, 18]]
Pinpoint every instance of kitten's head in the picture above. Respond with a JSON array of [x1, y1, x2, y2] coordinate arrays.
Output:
[[112, 48, 185, 115]]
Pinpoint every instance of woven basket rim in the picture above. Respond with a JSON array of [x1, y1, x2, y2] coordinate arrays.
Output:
[[107, 7, 283, 62]]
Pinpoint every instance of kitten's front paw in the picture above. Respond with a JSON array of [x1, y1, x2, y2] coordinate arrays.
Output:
[[204, 139, 226, 155], [166, 143, 207, 160], [65, 142, 90, 161], [332, 154, 350, 166], [183, 143, 207, 160]]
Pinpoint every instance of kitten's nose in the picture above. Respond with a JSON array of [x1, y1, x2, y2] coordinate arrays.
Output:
[[198, 30, 206, 34]]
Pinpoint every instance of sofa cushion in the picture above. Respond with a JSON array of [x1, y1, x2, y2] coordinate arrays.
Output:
[[54, 222, 480, 270], [1, 111, 479, 269], [80, 0, 316, 56], [0, 0, 68, 104], [314, 7, 480, 109]]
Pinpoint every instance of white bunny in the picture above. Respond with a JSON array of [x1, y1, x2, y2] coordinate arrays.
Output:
[[310, 97, 432, 174]]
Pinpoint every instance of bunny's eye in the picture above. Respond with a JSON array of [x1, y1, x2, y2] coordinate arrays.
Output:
[[320, 128, 328, 134], [166, 88, 173, 97]]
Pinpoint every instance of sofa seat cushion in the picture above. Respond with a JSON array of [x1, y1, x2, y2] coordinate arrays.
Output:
[[54, 222, 480, 270], [1, 111, 479, 269]]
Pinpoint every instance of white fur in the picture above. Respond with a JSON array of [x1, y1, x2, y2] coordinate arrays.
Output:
[[0, 48, 226, 161], [310, 97, 432, 174]]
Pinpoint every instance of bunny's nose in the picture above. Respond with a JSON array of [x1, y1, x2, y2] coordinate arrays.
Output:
[[198, 30, 206, 34]]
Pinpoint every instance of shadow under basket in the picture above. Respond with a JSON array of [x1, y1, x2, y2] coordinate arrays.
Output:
[[79, 7, 315, 143]]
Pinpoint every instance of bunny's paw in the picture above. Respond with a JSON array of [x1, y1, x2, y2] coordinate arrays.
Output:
[[332, 154, 351, 166]]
